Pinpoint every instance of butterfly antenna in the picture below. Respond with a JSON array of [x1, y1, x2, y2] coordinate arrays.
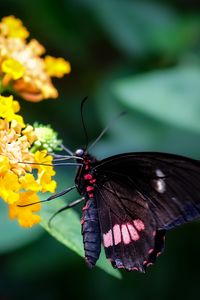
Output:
[[81, 96, 89, 150], [88, 111, 126, 151], [60, 97, 89, 156]]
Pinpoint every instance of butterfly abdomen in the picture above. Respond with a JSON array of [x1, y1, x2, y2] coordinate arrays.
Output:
[[81, 198, 101, 267], [75, 153, 101, 267]]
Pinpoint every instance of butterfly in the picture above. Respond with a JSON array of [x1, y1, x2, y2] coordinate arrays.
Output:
[[69, 148, 200, 272], [27, 99, 200, 272]]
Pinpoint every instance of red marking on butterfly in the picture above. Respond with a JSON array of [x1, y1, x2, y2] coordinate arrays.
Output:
[[82, 204, 88, 211], [113, 224, 121, 245], [127, 223, 140, 241], [103, 220, 144, 248], [74, 147, 200, 272], [146, 262, 153, 267], [86, 186, 94, 192], [89, 179, 96, 184], [121, 224, 131, 244], [84, 174, 92, 180], [148, 248, 154, 255], [103, 229, 113, 248], [133, 219, 145, 231]]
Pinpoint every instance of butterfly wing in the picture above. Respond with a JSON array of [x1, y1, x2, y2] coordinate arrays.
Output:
[[95, 178, 165, 271], [93, 152, 200, 271]]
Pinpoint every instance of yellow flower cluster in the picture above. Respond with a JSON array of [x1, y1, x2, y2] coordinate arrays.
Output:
[[0, 15, 71, 102], [0, 95, 56, 227]]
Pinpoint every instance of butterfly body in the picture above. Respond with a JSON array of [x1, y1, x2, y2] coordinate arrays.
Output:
[[74, 149, 200, 272], [75, 151, 101, 267]]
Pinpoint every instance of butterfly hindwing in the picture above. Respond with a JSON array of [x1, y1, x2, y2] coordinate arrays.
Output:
[[95, 178, 163, 271]]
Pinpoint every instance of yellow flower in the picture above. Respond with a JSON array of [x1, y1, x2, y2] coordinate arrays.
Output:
[[0, 120, 56, 226], [0, 17, 62, 227], [22, 125, 37, 145], [0, 15, 29, 39], [0, 119, 34, 176], [2, 58, 25, 80], [0, 95, 25, 126], [9, 191, 41, 227], [0, 171, 20, 204], [0, 95, 56, 226], [0, 155, 10, 175], [44, 56, 71, 78], [19, 173, 40, 192], [0, 16, 71, 101], [34, 150, 57, 193], [38, 169, 57, 193]]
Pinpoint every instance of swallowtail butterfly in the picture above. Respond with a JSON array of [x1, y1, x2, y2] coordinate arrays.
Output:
[[72, 149, 200, 272], [32, 100, 200, 272]]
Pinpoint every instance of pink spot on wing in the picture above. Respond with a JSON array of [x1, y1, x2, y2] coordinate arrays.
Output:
[[84, 174, 92, 180], [133, 219, 145, 231], [121, 224, 131, 244], [103, 230, 113, 248], [127, 223, 139, 241], [113, 224, 121, 245]]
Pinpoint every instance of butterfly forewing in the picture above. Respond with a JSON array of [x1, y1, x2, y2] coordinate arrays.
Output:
[[94, 152, 200, 230]]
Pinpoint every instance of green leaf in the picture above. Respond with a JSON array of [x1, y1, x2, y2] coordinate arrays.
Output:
[[113, 66, 200, 133], [0, 201, 43, 254], [40, 199, 121, 279], [84, 0, 200, 56]]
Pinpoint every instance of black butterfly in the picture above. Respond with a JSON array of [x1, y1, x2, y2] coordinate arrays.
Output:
[[72, 149, 200, 272], [26, 101, 200, 273], [45, 146, 200, 273]]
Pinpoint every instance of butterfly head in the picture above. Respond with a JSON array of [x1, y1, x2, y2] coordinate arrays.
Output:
[[75, 148, 85, 157], [74, 148, 97, 166]]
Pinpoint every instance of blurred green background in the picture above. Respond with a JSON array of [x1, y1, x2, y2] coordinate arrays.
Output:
[[1, 0, 200, 299]]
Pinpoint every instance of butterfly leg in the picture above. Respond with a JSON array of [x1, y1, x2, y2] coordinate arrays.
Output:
[[18, 186, 76, 207]]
